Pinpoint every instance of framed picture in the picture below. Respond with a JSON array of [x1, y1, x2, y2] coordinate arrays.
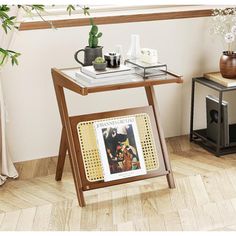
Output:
[[94, 116, 147, 182]]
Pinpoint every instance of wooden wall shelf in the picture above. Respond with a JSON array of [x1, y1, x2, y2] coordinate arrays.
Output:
[[20, 8, 212, 31]]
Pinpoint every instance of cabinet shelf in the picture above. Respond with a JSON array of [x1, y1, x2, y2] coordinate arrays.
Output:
[[193, 123, 236, 148], [190, 76, 236, 157]]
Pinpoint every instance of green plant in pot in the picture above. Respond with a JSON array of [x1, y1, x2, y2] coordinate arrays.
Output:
[[74, 18, 103, 66], [210, 8, 236, 78], [93, 56, 107, 71]]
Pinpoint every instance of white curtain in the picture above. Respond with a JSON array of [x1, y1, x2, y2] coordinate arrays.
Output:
[[0, 7, 23, 185]]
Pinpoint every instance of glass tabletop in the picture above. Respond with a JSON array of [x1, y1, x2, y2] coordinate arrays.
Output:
[[57, 66, 182, 95], [62, 67, 179, 89]]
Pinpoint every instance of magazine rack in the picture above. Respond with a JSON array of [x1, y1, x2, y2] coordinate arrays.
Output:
[[51, 67, 182, 207]]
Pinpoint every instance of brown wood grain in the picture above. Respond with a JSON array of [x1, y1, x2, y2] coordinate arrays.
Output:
[[19, 9, 212, 31], [55, 127, 68, 181], [145, 86, 175, 188], [52, 72, 86, 206]]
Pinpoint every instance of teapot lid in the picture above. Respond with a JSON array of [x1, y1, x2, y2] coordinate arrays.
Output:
[[104, 52, 121, 57]]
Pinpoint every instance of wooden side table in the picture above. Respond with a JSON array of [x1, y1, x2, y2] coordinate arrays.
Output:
[[51, 67, 183, 207]]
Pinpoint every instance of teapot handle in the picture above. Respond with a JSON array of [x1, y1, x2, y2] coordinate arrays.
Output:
[[74, 49, 85, 66]]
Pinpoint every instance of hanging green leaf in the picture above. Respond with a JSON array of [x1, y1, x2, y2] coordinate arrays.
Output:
[[83, 6, 90, 16], [0, 4, 90, 66], [66, 5, 75, 15], [0, 48, 21, 66]]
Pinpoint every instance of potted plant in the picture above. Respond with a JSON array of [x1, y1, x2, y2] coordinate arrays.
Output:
[[74, 18, 103, 66], [93, 56, 107, 71], [210, 7, 236, 78]]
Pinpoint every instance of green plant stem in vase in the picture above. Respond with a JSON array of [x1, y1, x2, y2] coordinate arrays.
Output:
[[74, 18, 103, 66], [89, 18, 102, 48]]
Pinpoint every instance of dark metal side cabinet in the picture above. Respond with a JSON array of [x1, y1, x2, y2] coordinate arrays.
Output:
[[190, 77, 236, 157]]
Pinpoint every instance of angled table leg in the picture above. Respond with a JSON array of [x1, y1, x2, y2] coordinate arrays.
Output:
[[145, 86, 175, 189], [55, 127, 67, 181], [52, 74, 86, 207]]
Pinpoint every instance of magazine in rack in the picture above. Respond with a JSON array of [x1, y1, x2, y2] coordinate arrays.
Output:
[[94, 116, 147, 182]]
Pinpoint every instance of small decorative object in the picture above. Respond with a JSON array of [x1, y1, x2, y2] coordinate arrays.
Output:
[[74, 18, 103, 66], [125, 59, 167, 78], [104, 52, 121, 68], [140, 48, 158, 64], [92, 57, 107, 71], [210, 8, 236, 78], [127, 34, 141, 60], [220, 51, 236, 79], [94, 116, 146, 182]]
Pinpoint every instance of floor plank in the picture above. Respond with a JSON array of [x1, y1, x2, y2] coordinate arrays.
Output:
[[1, 135, 236, 231], [32, 204, 53, 231], [163, 211, 182, 231], [178, 208, 198, 231], [16, 207, 36, 231], [0, 210, 21, 231]]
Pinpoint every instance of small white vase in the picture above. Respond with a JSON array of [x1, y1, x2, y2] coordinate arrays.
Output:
[[127, 34, 141, 60]]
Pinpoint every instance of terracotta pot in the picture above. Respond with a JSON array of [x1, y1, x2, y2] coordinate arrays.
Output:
[[219, 51, 236, 79]]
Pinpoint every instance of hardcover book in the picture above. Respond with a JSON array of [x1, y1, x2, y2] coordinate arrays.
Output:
[[81, 64, 132, 79], [94, 116, 147, 182], [75, 70, 138, 85], [204, 72, 236, 87]]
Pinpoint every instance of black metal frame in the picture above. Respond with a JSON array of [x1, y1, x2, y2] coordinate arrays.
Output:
[[124, 59, 167, 78], [190, 77, 236, 157]]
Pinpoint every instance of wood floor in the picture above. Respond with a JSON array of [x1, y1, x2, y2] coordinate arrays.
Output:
[[2, 135, 236, 231]]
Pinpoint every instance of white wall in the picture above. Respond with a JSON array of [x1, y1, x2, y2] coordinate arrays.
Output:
[[1, 16, 229, 162]]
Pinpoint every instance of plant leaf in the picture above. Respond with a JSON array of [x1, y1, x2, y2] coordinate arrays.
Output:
[[90, 25, 98, 35], [83, 6, 90, 16], [97, 32, 102, 38], [66, 5, 75, 15]]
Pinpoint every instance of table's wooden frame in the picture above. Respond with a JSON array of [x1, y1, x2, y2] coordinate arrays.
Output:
[[51, 67, 183, 207]]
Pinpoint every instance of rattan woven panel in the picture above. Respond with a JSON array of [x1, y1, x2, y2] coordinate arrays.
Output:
[[77, 113, 159, 182]]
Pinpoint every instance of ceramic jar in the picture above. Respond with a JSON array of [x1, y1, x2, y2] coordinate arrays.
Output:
[[220, 51, 236, 79]]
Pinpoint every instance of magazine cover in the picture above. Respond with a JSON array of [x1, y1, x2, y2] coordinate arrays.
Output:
[[94, 116, 147, 182]]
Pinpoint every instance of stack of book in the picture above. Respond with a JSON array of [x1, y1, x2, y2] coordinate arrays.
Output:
[[75, 65, 134, 86], [204, 72, 236, 87]]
